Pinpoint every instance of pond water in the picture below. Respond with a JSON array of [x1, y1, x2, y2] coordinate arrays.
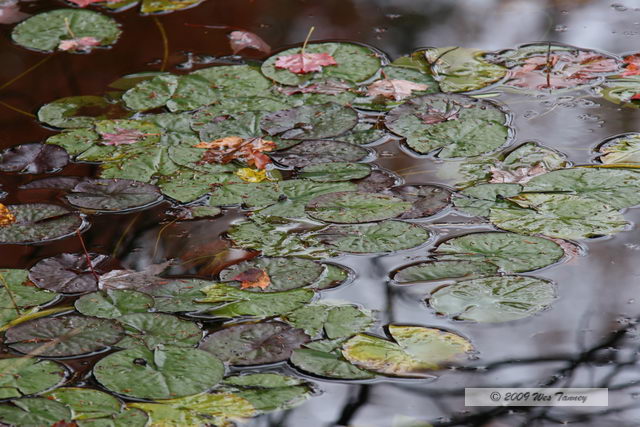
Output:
[[2, 0, 640, 426]]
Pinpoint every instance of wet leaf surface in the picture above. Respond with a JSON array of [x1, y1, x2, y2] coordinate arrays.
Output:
[[0, 398, 72, 426], [270, 140, 370, 167], [453, 183, 523, 217], [94, 346, 224, 399], [37, 96, 130, 129], [0, 269, 59, 328], [261, 103, 358, 140], [388, 185, 451, 219], [0, 358, 66, 399], [596, 133, 640, 164], [199, 321, 309, 365], [74, 290, 154, 318], [428, 275, 557, 322], [28, 253, 107, 294], [65, 179, 162, 212], [222, 373, 313, 413], [284, 303, 374, 339], [299, 162, 371, 182], [306, 191, 412, 223], [116, 313, 202, 349], [0, 143, 68, 174], [0, 204, 83, 244], [393, 259, 499, 284], [219, 257, 323, 292], [290, 344, 375, 380]]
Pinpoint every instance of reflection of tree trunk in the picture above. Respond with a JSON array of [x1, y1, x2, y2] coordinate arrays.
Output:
[[333, 385, 370, 427]]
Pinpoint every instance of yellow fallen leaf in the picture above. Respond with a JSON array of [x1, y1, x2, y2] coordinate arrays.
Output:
[[0, 203, 16, 226], [235, 168, 268, 183]]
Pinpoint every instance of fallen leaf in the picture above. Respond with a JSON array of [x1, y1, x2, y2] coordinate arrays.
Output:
[[66, 0, 110, 7], [621, 54, 640, 77], [414, 101, 463, 124], [195, 136, 276, 169], [277, 80, 351, 96], [229, 30, 271, 55], [58, 37, 101, 52], [275, 52, 337, 74], [366, 79, 428, 101], [51, 421, 78, 427], [0, 204, 16, 226], [99, 128, 146, 146], [489, 164, 548, 184], [547, 237, 583, 259], [235, 168, 268, 183], [232, 268, 271, 289], [0, 0, 29, 25], [631, 93, 640, 101]]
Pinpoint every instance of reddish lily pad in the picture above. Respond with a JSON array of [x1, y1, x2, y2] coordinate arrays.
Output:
[[0, 143, 69, 174], [29, 253, 108, 293]]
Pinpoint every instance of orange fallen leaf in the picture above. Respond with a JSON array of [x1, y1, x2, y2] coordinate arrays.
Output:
[[194, 136, 276, 169], [0, 203, 16, 226], [233, 268, 271, 289], [275, 52, 337, 74]]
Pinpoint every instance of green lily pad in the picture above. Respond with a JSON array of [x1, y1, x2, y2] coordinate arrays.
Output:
[[429, 275, 557, 322], [5, 315, 124, 357], [157, 168, 239, 203], [341, 325, 473, 377], [385, 93, 511, 158], [389, 185, 452, 219], [138, 279, 219, 313], [43, 387, 121, 419], [129, 392, 255, 426], [0, 398, 72, 426], [311, 263, 351, 290], [222, 373, 313, 413], [596, 133, 640, 164], [490, 193, 629, 239], [316, 220, 431, 253], [299, 162, 371, 182], [108, 72, 168, 91], [196, 110, 265, 143], [77, 407, 148, 427], [284, 303, 374, 339], [453, 183, 523, 217], [191, 64, 273, 98], [197, 283, 315, 318], [523, 167, 640, 209], [122, 74, 179, 112], [199, 321, 309, 365], [37, 96, 130, 129], [144, 112, 200, 146], [423, 47, 507, 92], [0, 269, 59, 329], [0, 204, 83, 245], [11, 9, 121, 53], [270, 140, 370, 167], [306, 191, 411, 223], [219, 257, 323, 292], [261, 103, 358, 140], [191, 97, 289, 129], [435, 232, 564, 272], [0, 358, 66, 399], [166, 75, 217, 112], [94, 346, 224, 399], [261, 42, 382, 86], [75, 290, 154, 319], [227, 219, 335, 259], [600, 79, 640, 108], [66, 179, 163, 212], [116, 313, 202, 349], [290, 344, 375, 380], [336, 122, 389, 145], [141, 0, 204, 13], [393, 259, 499, 284]]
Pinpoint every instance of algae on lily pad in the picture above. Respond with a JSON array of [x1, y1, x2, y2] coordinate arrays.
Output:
[[428, 275, 557, 322]]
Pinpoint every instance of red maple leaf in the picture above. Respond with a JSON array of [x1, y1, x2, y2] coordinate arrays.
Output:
[[232, 268, 271, 289], [275, 52, 337, 74], [58, 37, 101, 52], [229, 30, 271, 55], [195, 136, 276, 169], [99, 128, 146, 146]]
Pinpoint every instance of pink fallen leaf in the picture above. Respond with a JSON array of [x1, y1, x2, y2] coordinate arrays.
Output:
[[100, 128, 146, 146], [229, 30, 271, 55], [275, 52, 337, 74], [277, 80, 351, 96], [366, 79, 428, 101], [58, 37, 101, 53], [66, 0, 111, 7], [547, 237, 584, 259], [0, 0, 30, 25], [621, 54, 640, 77], [489, 164, 548, 184]]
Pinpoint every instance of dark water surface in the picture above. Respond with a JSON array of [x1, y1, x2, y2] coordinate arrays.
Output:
[[2, 0, 640, 426]]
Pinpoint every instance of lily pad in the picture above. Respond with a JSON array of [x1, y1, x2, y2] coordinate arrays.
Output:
[[299, 162, 372, 182], [37, 96, 130, 129], [0, 204, 83, 244], [122, 74, 179, 112], [385, 93, 511, 158], [191, 98, 289, 129], [337, 122, 389, 145], [116, 313, 202, 349], [428, 275, 557, 322], [129, 392, 254, 426], [0, 143, 68, 174], [219, 257, 323, 292], [11, 9, 121, 53], [29, 253, 108, 294], [290, 344, 375, 380], [306, 191, 411, 223], [311, 263, 351, 290], [191, 64, 273, 98], [453, 183, 523, 217], [523, 167, 640, 209], [140, 0, 205, 13], [222, 373, 313, 412], [262, 42, 383, 86], [316, 220, 431, 253], [434, 232, 564, 272], [261, 103, 358, 140], [43, 387, 120, 420], [490, 193, 629, 239], [197, 283, 315, 318], [0, 398, 72, 426], [166, 75, 217, 112], [65, 178, 163, 212], [74, 290, 154, 319], [284, 303, 374, 339], [388, 185, 451, 219], [423, 47, 507, 92], [0, 269, 59, 328], [5, 315, 124, 357], [393, 259, 499, 284], [93, 346, 224, 399], [138, 279, 220, 313], [341, 325, 473, 377], [355, 169, 401, 192], [270, 140, 370, 167], [0, 358, 66, 399], [595, 133, 640, 164], [199, 321, 309, 365], [157, 168, 239, 203]]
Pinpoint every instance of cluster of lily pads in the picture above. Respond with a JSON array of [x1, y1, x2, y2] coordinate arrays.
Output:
[[2, 39, 640, 425]]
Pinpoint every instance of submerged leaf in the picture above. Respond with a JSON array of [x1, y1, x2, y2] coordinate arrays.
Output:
[[229, 30, 271, 54]]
